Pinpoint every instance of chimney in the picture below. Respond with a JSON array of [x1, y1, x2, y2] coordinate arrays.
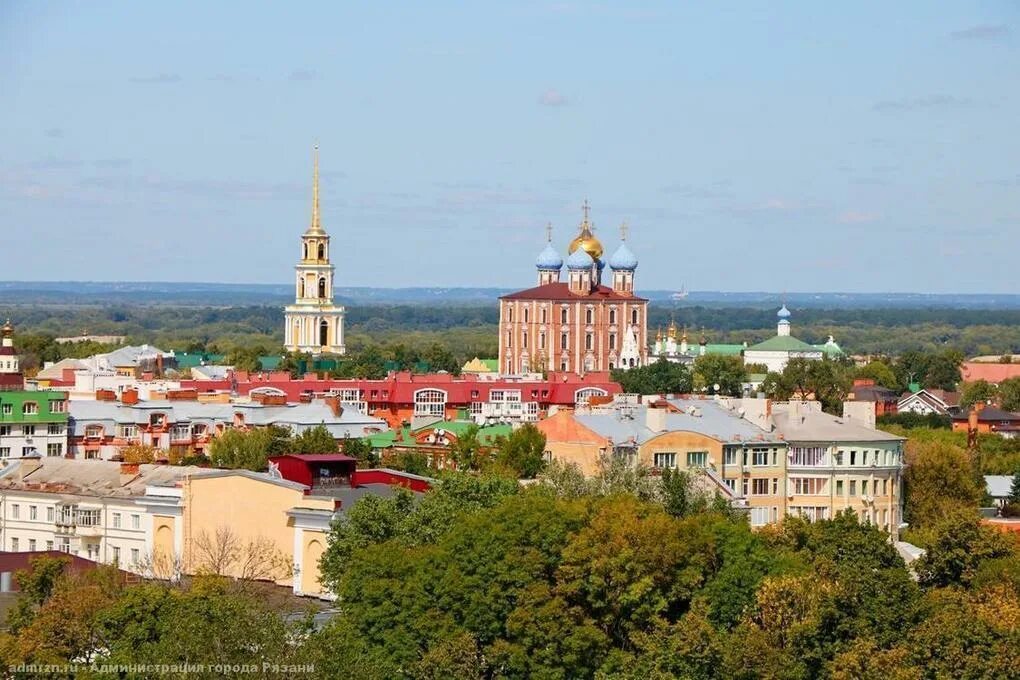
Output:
[[119, 461, 140, 485], [323, 395, 343, 418], [645, 402, 667, 433], [121, 388, 139, 405]]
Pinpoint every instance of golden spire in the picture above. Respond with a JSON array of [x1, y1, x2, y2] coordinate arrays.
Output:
[[568, 199, 604, 259], [656, 326, 662, 342], [307, 144, 324, 235], [667, 314, 677, 338]]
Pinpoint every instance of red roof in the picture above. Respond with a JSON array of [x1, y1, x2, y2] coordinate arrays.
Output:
[[500, 282, 647, 302], [961, 362, 1020, 384], [181, 371, 621, 405]]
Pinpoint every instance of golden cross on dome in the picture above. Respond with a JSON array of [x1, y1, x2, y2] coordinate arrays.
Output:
[[581, 199, 591, 225]]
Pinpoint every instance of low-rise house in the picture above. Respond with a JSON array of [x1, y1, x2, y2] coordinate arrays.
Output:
[[897, 388, 958, 416], [847, 379, 899, 417], [68, 392, 388, 460], [367, 420, 512, 470], [952, 403, 1020, 438], [985, 475, 1017, 509]]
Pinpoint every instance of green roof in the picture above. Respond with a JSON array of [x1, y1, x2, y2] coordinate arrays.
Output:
[[364, 421, 512, 449], [481, 359, 499, 371], [703, 343, 745, 356], [258, 356, 283, 371], [174, 352, 226, 369], [814, 342, 844, 356], [746, 335, 819, 353]]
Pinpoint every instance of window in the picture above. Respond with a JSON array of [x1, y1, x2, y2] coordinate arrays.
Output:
[[585, 308, 593, 324], [1, 404, 11, 415], [49, 400, 67, 413], [10, 538, 18, 552], [862, 480, 869, 496], [28, 539, 36, 551], [752, 478, 770, 495], [522, 332, 527, 349], [791, 478, 827, 495], [22, 402, 38, 415], [849, 480, 857, 496], [724, 448, 738, 465], [742, 479, 748, 497], [86, 424, 105, 439], [47, 443, 62, 457], [560, 333, 568, 350], [788, 506, 830, 522], [47, 424, 62, 435], [413, 389, 447, 417], [112, 546, 121, 564], [46, 507, 54, 522], [131, 548, 140, 564], [834, 451, 844, 466], [653, 452, 677, 469], [686, 451, 708, 468], [724, 479, 736, 492], [574, 388, 608, 406], [0, 447, 9, 458], [789, 446, 826, 466], [561, 308, 568, 324], [585, 333, 593, 350], [131, 514, 140, 529], [0, 425, 10, 436], [540, 308, 547, 324], [59, 537, 70, 553], [850, 450, 857, 466], [631, 309, 639, 324], [21, 446, 33, 457], [506, 331, 512, 348], [772, 478, 779, 495], [749, 507, 770, 527], [29, 506, 37, 521], [609, 309, 616, 324], [523, 308, 529, 323], [45, 540, 53, 551], [112, 513, 122, 528], [11, 504, 19, 519], [836, 480, 844, 496], [751, 448, 769, 466], [23, 425, 34, 436], [882, 479, 888, 495], [539, 333, 546, 350]]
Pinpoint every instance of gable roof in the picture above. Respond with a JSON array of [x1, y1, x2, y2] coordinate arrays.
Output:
[[536, 409, 609, 445], [745, 335, 819, 353]]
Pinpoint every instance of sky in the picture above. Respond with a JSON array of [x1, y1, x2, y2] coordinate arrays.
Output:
[[1, 1, 1018, 293]]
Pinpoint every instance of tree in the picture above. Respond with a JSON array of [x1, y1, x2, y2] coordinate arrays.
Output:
[[612, 358, 692, 395], [693, 354, 747, 396], [448, 424, 484, 471], [207, 425, 292, 471], [914, 508, 1016, 588], [120, 443, 158, 464], [340, 435, 378, 467], [903, 439, 983, 531], [856, 360, 899, 390], [5, 555, 71, 634], [999, 377, 1020, 412], [494, 423, 547, 478], [291, 424, 338, 454], [1010, 470, 1020, 505], [191, 526, 292, 582], [960, 379, 997, 409]]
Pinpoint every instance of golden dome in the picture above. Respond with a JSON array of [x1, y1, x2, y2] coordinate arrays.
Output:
[[567, 200, 603, 260]]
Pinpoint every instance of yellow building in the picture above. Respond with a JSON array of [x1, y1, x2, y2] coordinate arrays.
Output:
[[182, 470, 337, 597]]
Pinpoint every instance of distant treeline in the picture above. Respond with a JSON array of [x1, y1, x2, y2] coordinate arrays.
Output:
[[4, 303, 1020, 361]]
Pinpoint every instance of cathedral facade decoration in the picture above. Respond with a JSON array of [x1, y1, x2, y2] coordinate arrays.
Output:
[[498, 203, 648, 376], [284, 147, 346, 355]]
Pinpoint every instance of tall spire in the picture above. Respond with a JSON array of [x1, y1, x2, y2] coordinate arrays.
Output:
[[620, 221, 629, 241], [545, 221, 553, 243], [581, 198, 591, 227], [307, 144, 324, 234]]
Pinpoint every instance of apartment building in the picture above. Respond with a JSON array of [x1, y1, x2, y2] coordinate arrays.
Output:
[[0, 390, 69, 460]]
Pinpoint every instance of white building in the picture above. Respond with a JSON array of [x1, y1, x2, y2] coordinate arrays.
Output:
[[284, 146, 346, 355], [742, 306, 842, 373], [0, 457, 206, 575]]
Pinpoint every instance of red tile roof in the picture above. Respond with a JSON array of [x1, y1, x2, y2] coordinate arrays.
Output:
[[500, 282, 646, 302]]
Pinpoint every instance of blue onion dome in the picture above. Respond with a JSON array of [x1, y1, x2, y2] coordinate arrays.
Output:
[[535, 242, 563, 270], [566, 247, 595, 270], [777, 304, 791, 319], [609, 241, 638, 270]]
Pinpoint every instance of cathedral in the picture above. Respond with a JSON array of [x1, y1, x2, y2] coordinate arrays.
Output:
[[284, 147, 346, 355], [498, 203, 648, 375]]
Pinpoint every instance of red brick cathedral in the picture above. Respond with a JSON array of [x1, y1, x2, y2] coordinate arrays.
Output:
[[499, 203, 648, 375]]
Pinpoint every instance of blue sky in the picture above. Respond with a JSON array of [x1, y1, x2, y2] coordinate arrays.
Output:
[[1, 1, 1018, 292]]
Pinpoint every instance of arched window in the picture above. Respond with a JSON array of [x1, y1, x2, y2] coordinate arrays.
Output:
[[575, 387, 608, 405], [319, 320, 329, 347], [299, 278, 305, 298], [317, 243, 325, 260], [560, 333, 568, 350], [507, 306, 513, 323], [414, 389, 447, 417], [561, 308, 568, 324], [609, 309, 616, 324], [85, 424, 104, 439], [539, 333, 546, 350], [318, 277, 327, 299], [506, 331, 512, 348], [585, 308, 593, 324], [540, 308, 547, 324], [632, 308, 639, 325], [609, 333, 616, 350], [585, 333, 593, 350], [523, 307, 529, 323], [522, 332, 528, 349], [303, 243, 308, 260]]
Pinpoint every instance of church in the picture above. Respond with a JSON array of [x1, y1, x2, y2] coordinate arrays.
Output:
[[283, 147, 346, 355], [498, 203, 648, 375]]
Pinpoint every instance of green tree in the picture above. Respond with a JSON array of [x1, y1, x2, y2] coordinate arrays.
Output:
[[448, 424, 484, 471], [291, 424, 338, 454], [612, 358, 692, 395], [494, 423, 547, 478], [903, 439, 983, 531], [207, 425, 291, 471], [5, 556, 71, 634], [693, 354, 747, 396], [340, 435, 378, 466], [998, 377, 1020, 412], [915, 508, 1016, 588], [960, 379, 998, 409], [1010, 470, 1020, 505], [856, 360, 899, 390]]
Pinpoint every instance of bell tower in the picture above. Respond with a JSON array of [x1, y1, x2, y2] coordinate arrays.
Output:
[[284, 146, 346, 355]]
